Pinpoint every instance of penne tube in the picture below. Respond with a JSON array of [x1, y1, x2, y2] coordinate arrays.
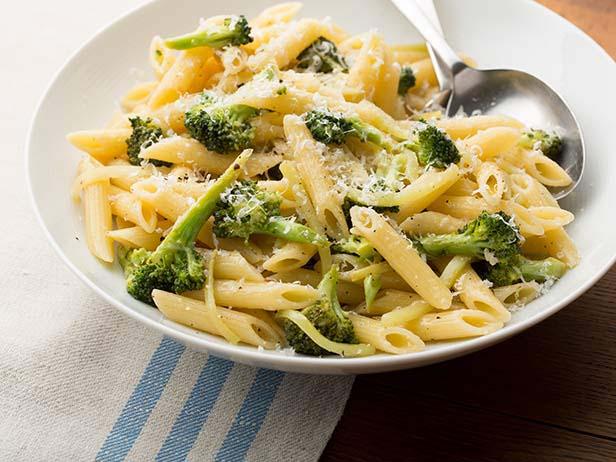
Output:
[[348, 313, 425, 354], [140, 136, 282, 176], [121, 81, 159, 112], [148, 47, 214, 109], [409, 309, 503, 341], [83, 180, 114, 263], [462, 127, 521, 159], [345, 31, 386, 101], [284, 115, 349, 239], [380, 300, 433, 327], [351, 207, 452, 310], [427, 195, 489, 220], [262, 241, 317, 273], [210, 280, 318, 311], [250, 2, 303, 28], [248, 19, 344, 71], [410, 57, 437, 88], [436, 115, 524, 140], [395, 165, 462, 220], [493, 281, 542, 306], [268, 268, 365, 305], [107, 226, 162, 251], [521, 227, 580, 268], [198, 249, 264, 282], [108, 185, 157, 233], [456, 267, 511, 322], [67, 129, 131, 163], [400, 211, 466, 236], [439, 255, 473, 288], [72, 165, 146, 199], [522, 150, 573, 187], [475, 161, 508, 207], [153, 290, 283, 349]]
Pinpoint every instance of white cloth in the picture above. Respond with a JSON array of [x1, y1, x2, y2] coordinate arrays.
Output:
[[0, 1, 353, 460]]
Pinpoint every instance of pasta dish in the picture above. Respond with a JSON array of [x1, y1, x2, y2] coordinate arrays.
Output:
[[67, 3, 579, 357]]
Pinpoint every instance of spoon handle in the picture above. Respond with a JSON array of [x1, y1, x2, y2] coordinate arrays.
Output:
[[416, 0, 452, 91], [390, 0, 466, 75]]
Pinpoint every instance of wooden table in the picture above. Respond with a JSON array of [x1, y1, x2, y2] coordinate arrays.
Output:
[[323, 2, 616, 461]]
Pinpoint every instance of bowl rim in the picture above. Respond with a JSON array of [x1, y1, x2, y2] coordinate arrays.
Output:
[[26, 0, 616, 374]]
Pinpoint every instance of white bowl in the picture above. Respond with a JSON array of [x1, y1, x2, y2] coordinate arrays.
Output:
[[27, 0, 616, 374]]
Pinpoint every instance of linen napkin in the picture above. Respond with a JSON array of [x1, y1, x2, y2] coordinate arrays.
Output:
[[0, 1, 354, 460], [0, 264, 353, 461]]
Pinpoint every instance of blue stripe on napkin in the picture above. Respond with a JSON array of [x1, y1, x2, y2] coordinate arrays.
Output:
[[156, 356, 233, 461], [96, 337, 185, 462], [214, 368, 285, 462], [96, 337, 289, 462]]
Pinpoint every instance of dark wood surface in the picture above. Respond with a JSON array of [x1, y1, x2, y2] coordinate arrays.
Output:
[[322, 2, 616, 461]]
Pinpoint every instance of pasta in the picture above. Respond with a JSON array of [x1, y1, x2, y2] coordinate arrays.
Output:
[[67, 3, 578, 357]]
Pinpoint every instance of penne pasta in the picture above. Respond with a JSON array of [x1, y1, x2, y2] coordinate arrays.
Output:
[[409, 309, 503, 341], [67, 5, 578, 358], [153, 290, 283, 349], [351, 207, 452, 310], [349, 313, 425, 354]]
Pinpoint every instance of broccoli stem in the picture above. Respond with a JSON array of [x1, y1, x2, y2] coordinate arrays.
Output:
[[364, 274, 381, 309], [517, 256, 567, 282], [416, 234, 487, 258], [166, 30, 232, 49], [317, 265, 346, 320], [350, 119, 395, 151], [160, 150, 252, 249], [263, 217, 329, 247]]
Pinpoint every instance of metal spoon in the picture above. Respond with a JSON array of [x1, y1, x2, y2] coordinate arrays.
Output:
[[415, 0, 452, 108], [391, 0, 585, 199]]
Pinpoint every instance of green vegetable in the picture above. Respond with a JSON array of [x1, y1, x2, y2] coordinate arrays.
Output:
[[303, 109, 394, 151], [213, 179, 328, 246], [295, 37, 348, 73], [282, 265, 359, 355], [519, 128, 563, 158], [480, 255, 567, 287], [165, 16, 253, 50], [363, 274, 382, 310], [185, 92, 260, 154], [332, 236, 375, 260], [126, 117, 170, 167], [414, 211, 521, 260], [119, 151, 252, 305], [398, 65, 416, 95], [408, 123, 460, 168]]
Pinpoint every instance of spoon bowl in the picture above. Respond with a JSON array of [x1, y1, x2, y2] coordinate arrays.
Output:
[[391, 0, 585, 199], [448, 66, 584, 199]]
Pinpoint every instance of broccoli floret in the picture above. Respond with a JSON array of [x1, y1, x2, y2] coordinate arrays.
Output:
[[398, 65, 416, 95], [342, 179, 399, 227], [519, 129, 563, 158], [294, 37, 348, 73], [415, 211, 520, 260], [303, 109, 394, 151], [480, 255, 567, 287], [118, 151, 252, 305], [364, 273, 382, 310], [332, 236, 375, 260], [165, 15, 253, 50], [126, 117, 170, 167], [375, 149, 418, 190], [408, 123, 460, 168], [282, 265, 359, 355], [213, 180, 328, 246], [185, 94, 260, 154]]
